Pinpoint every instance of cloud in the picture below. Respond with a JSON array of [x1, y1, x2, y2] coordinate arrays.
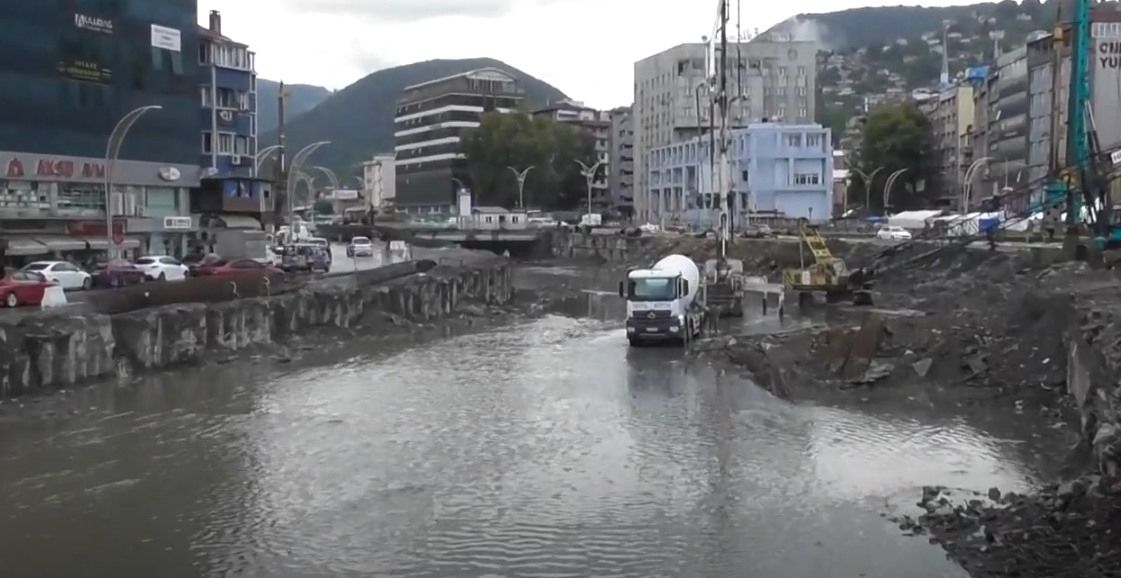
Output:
[[280, 0, 522, 23]]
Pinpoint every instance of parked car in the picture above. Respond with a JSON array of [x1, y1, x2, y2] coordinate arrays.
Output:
[[183, 253, 223, 276], [347, 236, 374, 257], [876, 225, 913, 241], [91, 259, 147, 289], [208, 258, 283, 277], [21, 261, 92, 290], [134, 256, 189, 281], [0, 270, 54, 307], [308, 237, 332, 265]]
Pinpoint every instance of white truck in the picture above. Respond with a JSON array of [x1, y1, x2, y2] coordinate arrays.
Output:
[[619, 254, 706, 346]]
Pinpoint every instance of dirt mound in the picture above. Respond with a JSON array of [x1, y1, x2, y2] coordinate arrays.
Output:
[[896, 476, 1121, 578]]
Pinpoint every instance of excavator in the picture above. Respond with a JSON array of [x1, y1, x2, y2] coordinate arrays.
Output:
[[781, 223, 874, 307]]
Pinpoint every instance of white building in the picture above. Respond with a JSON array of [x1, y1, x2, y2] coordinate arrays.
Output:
[[632, 37, 818, 221], [362, 153, 395, 210]]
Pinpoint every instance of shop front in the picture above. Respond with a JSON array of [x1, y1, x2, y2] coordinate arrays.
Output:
[[0, 150, 201, 262], [124, 215, 196, 259]]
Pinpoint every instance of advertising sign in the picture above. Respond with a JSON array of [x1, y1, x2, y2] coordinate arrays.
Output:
[[74, 14, 112, 34], [58, 59, 111, 84], [151, 24, 181, 52]]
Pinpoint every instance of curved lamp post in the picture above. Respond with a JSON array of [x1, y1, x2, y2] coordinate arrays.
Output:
[[313, 166, 340, 191], [507, 165, 534, 208], [961, 156, 992, 211], [285, 142, 329, 228], [882, 168, 908, 210], [254, 144, 283, 174], [105, 104, 161, 256], [575, 160, 604, 215], [849, 166, 884, 211]]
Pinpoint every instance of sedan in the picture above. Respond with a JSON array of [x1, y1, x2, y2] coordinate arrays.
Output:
[[208, 259, 283, 277], [0, 270, 54, 307], [134, 256, 189, 281], [21, 261, 92, 290], [876, 226, 913, 240], [91, 259, 147, 289], [347, 236, 374, 257], [183, 253, 223, 276]]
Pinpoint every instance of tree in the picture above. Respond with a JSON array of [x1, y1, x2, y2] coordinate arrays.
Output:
[[312, 199, 334, 215], [460, 112, 597, 210], [849, 102, 936, 211]]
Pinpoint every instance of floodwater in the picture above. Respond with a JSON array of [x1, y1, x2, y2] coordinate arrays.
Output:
[[0, 266, 1071, 578]]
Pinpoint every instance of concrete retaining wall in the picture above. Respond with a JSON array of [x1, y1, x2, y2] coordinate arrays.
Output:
[[0, 260, 513, 399]]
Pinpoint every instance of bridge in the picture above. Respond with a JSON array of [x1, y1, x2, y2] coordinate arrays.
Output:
[[316, 222, 551, 257]]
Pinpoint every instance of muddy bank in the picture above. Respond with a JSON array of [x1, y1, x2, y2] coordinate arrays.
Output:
[[0, 260, 515, 400]]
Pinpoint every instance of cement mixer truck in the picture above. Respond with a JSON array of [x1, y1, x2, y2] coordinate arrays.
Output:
[[619, 254, 706, 346]]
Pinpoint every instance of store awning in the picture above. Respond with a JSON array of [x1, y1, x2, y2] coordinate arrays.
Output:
[[6, 238, 48, 256], [37, 236, 88, 252], [84, 237, 141, 250]]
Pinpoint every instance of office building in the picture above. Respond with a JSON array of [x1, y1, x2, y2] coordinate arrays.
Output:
[[632, 37, 818, 222], [362, 154, 396, 210], [0, 1, 201, 259], [609, 106, 635, 216], [393, 68, 522, 213], [982, 46, 1030, 196], [533, 100, 611, 210], [646, 123, 832, 226], [1026, 32, 1069, 202], [194, 10, 264, 223]]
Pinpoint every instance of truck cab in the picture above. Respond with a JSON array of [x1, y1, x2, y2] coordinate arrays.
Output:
[[619, 254, 704, 345]]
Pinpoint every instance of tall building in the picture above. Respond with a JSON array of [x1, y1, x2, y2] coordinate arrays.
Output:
[[632, 38, 818, 222], [922, 85, 974, 207], [393, 68, 522, 213], [197, 10, 260, 202], [0, 1, 201, 259], [362, 154, 396, 210], [608, 106, 634, 216], [646, 123, 833, 225], [983, 46, 1030, 196], [1026, 32, 1069, 202], [532, 100, 611, 210]]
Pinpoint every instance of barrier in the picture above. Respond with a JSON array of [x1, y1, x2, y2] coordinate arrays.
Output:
[[40, 286, 67, 308], [84, 271, 306, 315]]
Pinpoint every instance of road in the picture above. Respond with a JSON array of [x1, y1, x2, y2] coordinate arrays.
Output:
[[0, 266, 1071, 578]]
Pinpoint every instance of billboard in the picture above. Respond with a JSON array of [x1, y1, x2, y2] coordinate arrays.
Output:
[[965, 66, 988, 82]]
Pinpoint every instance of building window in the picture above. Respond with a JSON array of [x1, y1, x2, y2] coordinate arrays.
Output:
[[794, 173, 821, 185], [151, 47, 183, 74], [785, 134, 802, 147]]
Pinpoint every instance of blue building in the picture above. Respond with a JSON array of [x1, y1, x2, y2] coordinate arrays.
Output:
[[0, 1, 203, 260], [647, 123, 833, 226], [195, 11, 267, 219]]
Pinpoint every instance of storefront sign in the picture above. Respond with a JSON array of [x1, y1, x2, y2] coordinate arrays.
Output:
[[151, 24, 181, 52], [74, 14, 113, 34], [67, 220, 125, 237], [58, 60, 112, 84], [217, 110, 234, 123], [163, 217, 191, 230], [158, 167, 180, 181], [8, 157, 106, 180]]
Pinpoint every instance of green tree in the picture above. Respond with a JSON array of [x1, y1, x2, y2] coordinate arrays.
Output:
[[312, 199, 334, 215], [461, 112, 596, 210], [850, 102, 936, 211]]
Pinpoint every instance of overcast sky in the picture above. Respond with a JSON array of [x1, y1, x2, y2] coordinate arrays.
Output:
[[196, 0, 984, 109]]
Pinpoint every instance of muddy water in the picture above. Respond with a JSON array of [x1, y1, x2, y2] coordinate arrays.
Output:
[[0, 266, 1070, 578]]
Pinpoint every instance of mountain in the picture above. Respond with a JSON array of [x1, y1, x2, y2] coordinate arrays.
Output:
[[259, 58, 569, 178], [256, 79, 332, 134]]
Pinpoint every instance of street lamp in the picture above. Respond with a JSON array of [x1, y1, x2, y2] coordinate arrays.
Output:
[[254, 144, 283, 174], [962, 156, 992, 211], [883, 168, 908, 209], [105, 104, 161, 257], [313, 166, 340, 190], [286, 142, 329, 230], [506, 165, 534, 208], [574, 160, 604, 216], [849, 166, 884, 212]]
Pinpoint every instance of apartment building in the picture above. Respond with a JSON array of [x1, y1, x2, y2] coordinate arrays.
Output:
[[983, 46, 1030, 196], [361, 154, 396, 211], [1026, 32, 1069, 202], [532, 100, 611, 210], [393, 68, 522, 213], [923, 85, 974, 206], [632, 38, 818, 222], [608, 106, 634, 215], [646, 123, 833, 226]]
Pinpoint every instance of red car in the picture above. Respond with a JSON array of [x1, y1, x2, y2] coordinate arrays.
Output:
[[184, 253, 223, 276], [0, 270, 55, 307], [91, 259, 147, 289], [208, 259, 282, 277]]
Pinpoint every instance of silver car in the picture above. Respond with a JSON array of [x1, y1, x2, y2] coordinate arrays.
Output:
[[347, 236, 374, 257]]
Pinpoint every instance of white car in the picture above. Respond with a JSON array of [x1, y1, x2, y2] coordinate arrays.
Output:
[[133, 256, 189, 281], [347, 236, 374, 257], [876, 225, 913, 240], [21, 261, 91, 290]]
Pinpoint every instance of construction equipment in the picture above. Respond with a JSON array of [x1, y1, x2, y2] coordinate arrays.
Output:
[[782, 225, 873, 307], [620, 255, 707, 346]]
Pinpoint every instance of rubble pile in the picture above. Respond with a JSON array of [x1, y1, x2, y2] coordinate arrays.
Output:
[[895, 476, 1121, 578]]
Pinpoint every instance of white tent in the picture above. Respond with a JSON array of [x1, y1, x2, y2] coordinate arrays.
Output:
[[887, 210, 944, 230]]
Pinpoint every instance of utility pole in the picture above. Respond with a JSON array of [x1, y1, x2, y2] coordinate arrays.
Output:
[[276, 81, 288, 227], [714, 0, 732, 259]]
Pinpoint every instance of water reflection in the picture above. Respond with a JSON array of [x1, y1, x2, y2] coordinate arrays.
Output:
[[0, 308, 1062, 578]]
